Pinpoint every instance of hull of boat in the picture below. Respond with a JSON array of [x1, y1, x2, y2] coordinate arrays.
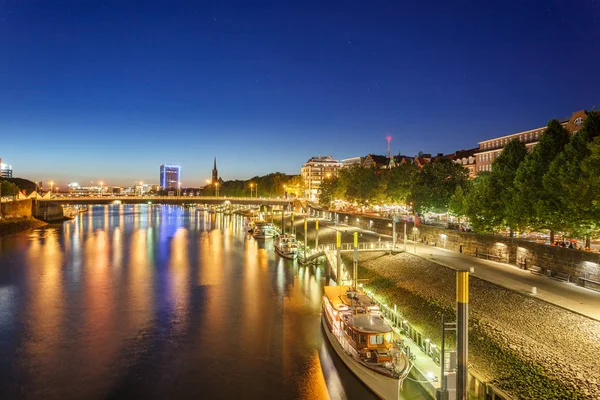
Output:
[[253, 233, 274, 239], [321, 313, 400, 400], [275, 247, 297, 259]]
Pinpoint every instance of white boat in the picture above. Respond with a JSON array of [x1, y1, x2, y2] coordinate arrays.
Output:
[[275, 234, 298, 259], [252, 221, 275, 239], [322, 286, 410, 399]]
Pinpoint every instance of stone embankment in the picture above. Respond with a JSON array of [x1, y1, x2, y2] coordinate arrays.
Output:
[[0, 217, 48, 237], [348, 251, 600, 399]]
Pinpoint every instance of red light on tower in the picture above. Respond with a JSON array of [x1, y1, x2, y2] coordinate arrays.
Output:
[[386, 135, 392, 159]]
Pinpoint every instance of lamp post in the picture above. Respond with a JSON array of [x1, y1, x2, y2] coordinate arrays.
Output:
[[255, 182, 258, 198], [250, 183, 254, 198], [49, 181, 54, 196]]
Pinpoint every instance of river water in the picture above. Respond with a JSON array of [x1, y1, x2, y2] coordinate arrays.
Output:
[[0, 205, 427, 400]]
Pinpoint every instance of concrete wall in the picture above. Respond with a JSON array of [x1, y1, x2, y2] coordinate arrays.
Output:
[[33, 201, 64, 222], [0, 199, 33, 219], [309, 207, 600, 287]]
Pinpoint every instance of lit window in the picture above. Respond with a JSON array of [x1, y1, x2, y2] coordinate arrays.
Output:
[[369, 335, 384, 345], [574, 117, 584, 126]]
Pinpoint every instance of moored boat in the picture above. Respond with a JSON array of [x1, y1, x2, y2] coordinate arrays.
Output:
[[275, 234, 298, 259], [322, 286, 410, 399], [252, 221, 275, 239]]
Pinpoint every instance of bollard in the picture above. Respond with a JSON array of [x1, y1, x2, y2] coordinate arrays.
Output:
[[531, 286, 537, 295]]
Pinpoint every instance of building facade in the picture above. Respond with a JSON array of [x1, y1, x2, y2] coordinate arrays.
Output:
[[446, 148, 478, 179], [475, 110, 588, 175], [0, 158, 13, 178], [301, 156, 341, 200], [160, 164, 181, 190]]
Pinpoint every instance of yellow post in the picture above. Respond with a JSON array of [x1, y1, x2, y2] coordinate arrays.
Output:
[[315, 219, 319, 249], [456, 271, 469, 400], [336, 230, 342, 285]]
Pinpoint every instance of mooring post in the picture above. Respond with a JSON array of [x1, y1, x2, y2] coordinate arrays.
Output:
[[456, 271, 469, 400], [353, 232, 358, 289], [315, 218, 319, 249], [336, 231, 342, 285]]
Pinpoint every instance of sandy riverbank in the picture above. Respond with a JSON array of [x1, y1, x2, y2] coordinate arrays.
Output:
[[345, 251, 600, 399]]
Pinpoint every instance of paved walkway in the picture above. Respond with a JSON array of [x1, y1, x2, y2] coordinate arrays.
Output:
[[404, 240, 600, 321]]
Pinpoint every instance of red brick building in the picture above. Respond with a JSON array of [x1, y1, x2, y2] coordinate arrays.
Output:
[[475, 110, 588, 175]]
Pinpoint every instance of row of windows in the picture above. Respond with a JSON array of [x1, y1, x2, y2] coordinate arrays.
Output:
[[477, 151, 500, 163], [482, 131, 541, 149], [477, 165, 492, 172]]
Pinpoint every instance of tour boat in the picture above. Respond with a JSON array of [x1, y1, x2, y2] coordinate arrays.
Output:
[[274, 234, 298, 259], [322, 286, 410, 399], [252, 221, 276, 239]]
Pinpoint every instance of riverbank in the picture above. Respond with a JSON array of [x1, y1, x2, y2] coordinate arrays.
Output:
[[0, 217, 48, 237], [345, 251, 600, 399]]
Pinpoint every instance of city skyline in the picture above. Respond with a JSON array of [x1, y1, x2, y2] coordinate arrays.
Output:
[[1, 1, 599, 186]]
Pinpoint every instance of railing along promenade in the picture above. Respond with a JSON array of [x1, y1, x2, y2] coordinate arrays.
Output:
[[36, 195, 293, 206]]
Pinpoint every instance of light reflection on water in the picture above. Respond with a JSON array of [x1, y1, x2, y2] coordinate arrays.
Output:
[[0, 205, 426, 400]]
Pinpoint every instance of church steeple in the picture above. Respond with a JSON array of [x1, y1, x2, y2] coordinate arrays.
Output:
[[212, 157, 218, 184]]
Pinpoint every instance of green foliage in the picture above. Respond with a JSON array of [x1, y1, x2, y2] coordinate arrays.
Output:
[[385, 163, 418, 205], [0, 180, 20, 197], [409, 158, 469, 214], [514, 120, 570, 232], [211, 173, 300, 197], [465, 173, 502, 233], [543, 111, 600, 238], [448, 185, 469, 220]]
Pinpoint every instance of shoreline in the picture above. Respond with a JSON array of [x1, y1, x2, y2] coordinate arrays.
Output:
[[0, 217, 49, 237]]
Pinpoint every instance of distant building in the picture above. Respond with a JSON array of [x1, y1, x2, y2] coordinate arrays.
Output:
[[0, 158, 13, 178], [475, 110, 588, 175], [340, 156, 363, 168], [160, 164, 181, 190], [444, 148, 478, 179], [212, 157, 219, 184], [301, 156, 341, 201], [362, 154, 390, 170]]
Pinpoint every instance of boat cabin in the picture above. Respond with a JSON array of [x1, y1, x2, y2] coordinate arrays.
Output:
[[323, 286, 394, 363]]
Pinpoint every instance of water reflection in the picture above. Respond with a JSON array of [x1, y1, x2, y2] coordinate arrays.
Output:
[[0, 205, 426, 400]]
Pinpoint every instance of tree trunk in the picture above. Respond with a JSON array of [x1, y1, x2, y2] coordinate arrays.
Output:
[[509, 228, 514, 238], [586, 236, 591, 249], [549, 230, 555, 243]]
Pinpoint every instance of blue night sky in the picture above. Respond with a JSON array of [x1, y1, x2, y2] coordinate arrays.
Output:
[[1, 0, 599, 187]]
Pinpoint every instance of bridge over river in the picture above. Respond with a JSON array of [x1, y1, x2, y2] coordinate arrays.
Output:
[[37, 195, 294, 207]]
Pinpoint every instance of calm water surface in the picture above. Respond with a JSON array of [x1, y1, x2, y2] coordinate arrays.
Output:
[[0, 205, 426, 399]]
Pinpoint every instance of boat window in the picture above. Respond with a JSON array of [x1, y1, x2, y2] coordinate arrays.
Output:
[[385, 333, 391, 343], [369, 335, 384, 345], [359, 334, 366, 344]]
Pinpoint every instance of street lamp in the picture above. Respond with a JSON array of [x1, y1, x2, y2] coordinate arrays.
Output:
[[250, 183, 254, 198], [49, 181, 54, 197]]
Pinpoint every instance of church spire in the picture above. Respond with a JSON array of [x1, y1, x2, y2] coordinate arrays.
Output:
[[212, 157, 219, 184]]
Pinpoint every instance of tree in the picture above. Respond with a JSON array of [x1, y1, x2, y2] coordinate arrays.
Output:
[[465, 173, 500, 233], [513, 120, 570, 238], [489, 138, 528, 234], [544, 111, 600, 244], [0, 180, 20, 198], [318, 177, 338, 206], [385, 163, 418, 205], [409, 158, 469, 214], [448, 184, 470, 222]]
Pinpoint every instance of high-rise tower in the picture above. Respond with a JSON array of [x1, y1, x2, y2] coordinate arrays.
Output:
[[212, 157, 218, 184]]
